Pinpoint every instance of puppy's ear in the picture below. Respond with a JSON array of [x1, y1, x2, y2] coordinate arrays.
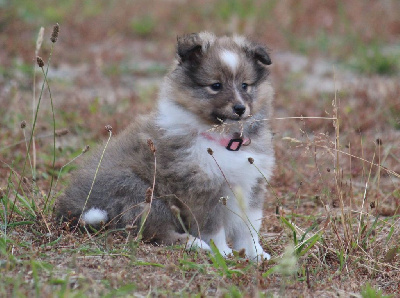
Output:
[[176, 33, 205, 64], [253, 45, 272, 65], [241, 40, 271, 66]]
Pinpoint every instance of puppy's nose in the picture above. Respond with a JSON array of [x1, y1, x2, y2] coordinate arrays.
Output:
[[233, 104, 246, 116]]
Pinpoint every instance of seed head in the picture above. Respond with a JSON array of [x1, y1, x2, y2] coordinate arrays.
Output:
[[275, 244, 298, 276], [20, 120, 27, 129], [145, 187, 153, 203], [147, 139, 156, 153], [238, 248, 246, 258], [105, 125, 112, 132], [220, 197, 227, 205], [106, 233, 114, 248], [36, 56, 45, 68], [125, 224, 134, 232], [170, 205, 180, 217], [55, 128, 69, 137], [50, 23, 59, 43], [196, 284, 201, 293], [207, 148, 213, 155], [82, 145, 90, 153], [376, 138, 382, 146], [248, 157, 254, 164]]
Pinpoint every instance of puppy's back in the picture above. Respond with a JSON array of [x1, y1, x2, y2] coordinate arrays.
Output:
[[56, 116, 158, 227]]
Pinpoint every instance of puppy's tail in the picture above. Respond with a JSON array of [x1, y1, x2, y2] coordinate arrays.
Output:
[[81, 207, 108, 225]]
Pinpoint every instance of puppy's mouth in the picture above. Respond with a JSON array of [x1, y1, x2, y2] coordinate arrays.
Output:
[[211, 113, 227, 123], [210, 112, 242, 124]]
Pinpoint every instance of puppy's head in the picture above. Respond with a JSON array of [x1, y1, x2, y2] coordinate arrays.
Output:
[[167, 32, 272, 125]]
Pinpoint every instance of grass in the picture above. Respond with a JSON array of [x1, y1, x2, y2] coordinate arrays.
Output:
[[1, 1, 400, 296], [130, 15, 156, 37], [347, 42, 400, 75]]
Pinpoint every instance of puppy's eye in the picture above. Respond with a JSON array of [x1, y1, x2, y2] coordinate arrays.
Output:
[[242, 83, 248, 91], [210, 83, 222, 91]]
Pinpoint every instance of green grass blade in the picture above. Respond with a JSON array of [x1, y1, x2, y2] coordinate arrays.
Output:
[[40, 235, 62, 248], [104, 283, 137, 298], [280, 216, 298, 245], [262, 265, 278, 277], [209, 240, 230, 276], [5, 221, 35, 228], [16, 193, 36, 218], [134, 261, 165, 268], [385, 226, 394, 245], [297, 232, 323, 257]]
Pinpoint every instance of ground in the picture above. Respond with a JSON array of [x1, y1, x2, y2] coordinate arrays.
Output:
[[0, 1, 399, 297]]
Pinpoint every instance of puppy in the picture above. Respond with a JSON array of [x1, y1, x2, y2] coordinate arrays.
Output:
[[56, 32, 274, 260]]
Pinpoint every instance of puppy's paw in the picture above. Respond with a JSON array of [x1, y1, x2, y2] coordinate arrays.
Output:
[[209, 240, 233, 258], [238, 243, 271, 261], [246, 251, 271, 262], [218, 246, 233, 257], [185, 236, 211, 251], [253, 245, 271, 261], [259, 251, 271, 261]]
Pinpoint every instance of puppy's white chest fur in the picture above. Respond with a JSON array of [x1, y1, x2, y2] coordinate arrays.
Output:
[[157, 97, 273, 198], [194, 134, 269, 194]]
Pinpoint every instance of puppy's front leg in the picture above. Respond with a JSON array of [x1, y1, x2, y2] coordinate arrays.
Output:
[[231, 208, 270, 260], [203, 226, 233, 257]]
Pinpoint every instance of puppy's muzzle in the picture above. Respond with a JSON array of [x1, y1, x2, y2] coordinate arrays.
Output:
[[233, 104, 246, 117]]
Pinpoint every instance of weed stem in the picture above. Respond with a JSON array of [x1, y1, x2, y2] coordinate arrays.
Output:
[[74, 129, 113, 232]]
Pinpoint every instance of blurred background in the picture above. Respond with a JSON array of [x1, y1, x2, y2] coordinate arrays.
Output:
[[0, 0, 399, 212]]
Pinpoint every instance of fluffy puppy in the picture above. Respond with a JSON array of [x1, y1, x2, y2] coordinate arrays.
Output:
[[56, 32, 274, 260]]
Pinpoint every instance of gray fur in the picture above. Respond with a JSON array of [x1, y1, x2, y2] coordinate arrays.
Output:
[[56, 32, 274, 256]]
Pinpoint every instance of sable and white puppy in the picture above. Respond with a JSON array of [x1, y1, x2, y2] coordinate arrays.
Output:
[[57, 32, 274, 260]]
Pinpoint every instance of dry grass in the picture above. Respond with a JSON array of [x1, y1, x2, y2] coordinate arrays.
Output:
[[1, 0, 399, 296]]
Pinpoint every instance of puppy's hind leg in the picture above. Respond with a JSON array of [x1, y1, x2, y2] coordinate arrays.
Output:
[[166, 231, 211, 252]]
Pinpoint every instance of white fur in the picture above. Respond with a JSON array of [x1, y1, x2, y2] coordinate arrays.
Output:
[[227, 206, 271, 260], [186, 235, 211, 251], [194, 132, 274, 192], [82, 208, 108, 225], [220, 50, 239, 72], [199, 31, 216, 52], [204, 227, 233, 256], [232, 35, 248, 47], [156, 97, 206, 133]]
